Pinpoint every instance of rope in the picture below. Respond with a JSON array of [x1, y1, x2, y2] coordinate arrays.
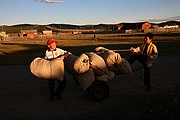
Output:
[[90, 63, 109, 75], [113, 49, 130, 52]]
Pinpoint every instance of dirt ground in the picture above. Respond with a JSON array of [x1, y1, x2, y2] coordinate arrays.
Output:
[[0, 55, 180, 120]]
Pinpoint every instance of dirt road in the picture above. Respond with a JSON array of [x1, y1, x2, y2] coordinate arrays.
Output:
[[0, 55, 180, 120]]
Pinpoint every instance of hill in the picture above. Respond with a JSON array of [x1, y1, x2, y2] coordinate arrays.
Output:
[[0, 21, 180, 34]]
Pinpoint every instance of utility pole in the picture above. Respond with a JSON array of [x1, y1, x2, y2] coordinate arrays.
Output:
[[112, 21, 114, 31]]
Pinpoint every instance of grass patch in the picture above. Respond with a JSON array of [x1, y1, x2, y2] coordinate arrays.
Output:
[[1, 33, 180, 65]]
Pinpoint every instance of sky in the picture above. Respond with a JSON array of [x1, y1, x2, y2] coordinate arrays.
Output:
[[0, 0, 180, 25]]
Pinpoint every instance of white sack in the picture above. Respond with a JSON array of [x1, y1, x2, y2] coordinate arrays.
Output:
[[96, 71, 115, 81], [95, 46, 109, 53], [101, 50, 122, 71], [65, 54, 78, 74], [115, 58, 132, 75], [30, 57, 64, 81], [85, 52, 109, 76], [95, 47, 123, 72], [76, 69, 95, 91], [108, 71, 115, 81], [96, 75, 109, 81], [65, 54, 90, 75]]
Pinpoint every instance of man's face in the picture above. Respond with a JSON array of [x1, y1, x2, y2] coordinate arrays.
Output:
[[144, 37, 151, 44], [48, 42, 56, 51]]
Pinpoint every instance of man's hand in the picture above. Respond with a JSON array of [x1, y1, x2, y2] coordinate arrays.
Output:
[[130, 47, 139, 53], [63, 52, 70, 58], [130, 47, 135, 51]]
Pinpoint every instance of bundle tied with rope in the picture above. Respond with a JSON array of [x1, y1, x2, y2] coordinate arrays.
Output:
[[75, 68, 95, 91], [65, 52, 115, 90], [65, 53, 90, 75], [85, 52, 109, 76], [85, 52, 115, 81], [95, 46, 132, 75]]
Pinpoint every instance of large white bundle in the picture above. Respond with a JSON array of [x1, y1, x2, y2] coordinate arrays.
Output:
[[115, 58, 132, 75], [96, 71, 115, 81], [95, 47, 123, 71], [95, 46, 109, 53], [101, 50, 122, 71], [85, 52, 109, 76], [65, 54, 90, 75], [30, 57, 64, 81], [76, 69, 95, 91], [96, 75, 109, 81], [108, 71, 115, 81], [65, 54, 78, 74]]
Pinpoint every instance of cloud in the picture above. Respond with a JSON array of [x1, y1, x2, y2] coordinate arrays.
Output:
[[140, 16, 180, 23], [35, 0, 65, 3]]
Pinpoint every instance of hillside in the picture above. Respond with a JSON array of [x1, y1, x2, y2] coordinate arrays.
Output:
[[0, 24, 56, 33], [0, 21, 180, 34]]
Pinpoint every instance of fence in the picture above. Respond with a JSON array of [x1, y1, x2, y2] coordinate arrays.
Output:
[[144, 28, 180, 33]]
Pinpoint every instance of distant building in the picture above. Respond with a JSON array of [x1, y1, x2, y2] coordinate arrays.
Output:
[[0, 31, 6, 37], [0, 31, 8, 40], [42, 30, 53, 37], [152, 25, 160, 29], [115, 24, 124, 30], [20, 30, 38, 38], [115, 23, 142, 31], [142, 22, 152, 30], [164, 25, 179, 29]]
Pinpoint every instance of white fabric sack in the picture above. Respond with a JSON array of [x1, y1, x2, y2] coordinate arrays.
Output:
[[115, 58, 132, 75], [96, 71, 115, 81], [76, 68, 95, 91], [95, 46, 109, 53], [65, 54, 90, 75], [108, 71, 115, 81], [95, 47, 123, 72], [96, 75, 109, 81], [65, 54, 78, 74], [30, 57, 64, 81], [101, 50, 122, 71], [85, 52, 109, 76]]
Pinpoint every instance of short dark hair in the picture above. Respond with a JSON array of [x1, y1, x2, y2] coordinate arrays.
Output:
[[145, 32, 153, 39]]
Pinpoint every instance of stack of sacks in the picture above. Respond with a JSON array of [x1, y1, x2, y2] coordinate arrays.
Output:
[[96, 71, 115, 81], [65, 54, 93, 90], [115, 58, 132, 75], [30, 57, 64, 81], [75, 68, 95, 91], [65, 53, 115, 91], [65, 53, 90, 75], [85, 52, 109, 76], [95, 46, 132, 75], [85, 52, 115, 81]]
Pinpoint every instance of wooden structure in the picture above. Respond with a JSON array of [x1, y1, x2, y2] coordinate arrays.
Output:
[[0, 31, 8, 40], [115, 24, 124, 30], [20, 30, 38, 38], [42, 30, 53, 37], [142, 22, 152, 30]]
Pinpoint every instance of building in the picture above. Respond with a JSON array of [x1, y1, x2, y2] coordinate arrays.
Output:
[[42, 30, 53, 37], [0, 31, 8, 40], [115, 24, 124, 30], [20, 30, 38, 38], [142, 22, 152, 30], [163, 25, 179, 29]]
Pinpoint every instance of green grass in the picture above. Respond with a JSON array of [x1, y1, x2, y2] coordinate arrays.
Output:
[[1, 33, 180, 65]]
